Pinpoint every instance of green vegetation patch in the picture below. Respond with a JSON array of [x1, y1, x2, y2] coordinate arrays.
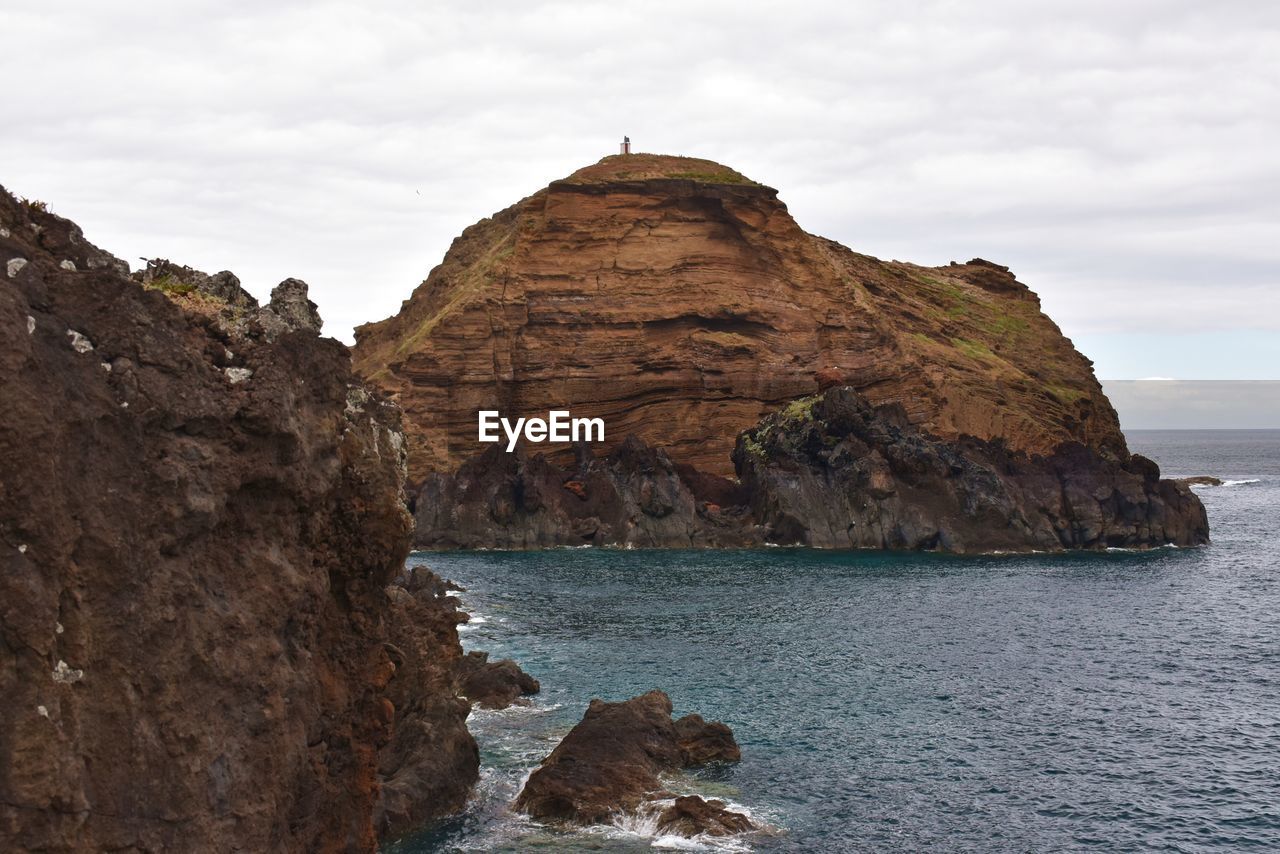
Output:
[[1046, 383, 1087, 405], [667, 170, 761, 186], [950, 337, 998, 362], [780, 395, 819, 425], [146, 275, 197, 297]]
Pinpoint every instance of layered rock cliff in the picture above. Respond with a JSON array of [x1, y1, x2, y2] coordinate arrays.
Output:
[[0, 189, 476, 851], [354, 153, 1126, 484]]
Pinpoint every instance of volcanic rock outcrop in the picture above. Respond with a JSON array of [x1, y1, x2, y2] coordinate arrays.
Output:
[[414, 435, 761, 548], [735, 387, 1208, 551], [0, 188, 476, 851], [413, 385, 1207, 552], [354, 154, 1127, 484], [514, 690, 743, 829]]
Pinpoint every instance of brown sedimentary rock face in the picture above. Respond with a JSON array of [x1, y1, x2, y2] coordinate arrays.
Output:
[[354, 154, 1125, 483]]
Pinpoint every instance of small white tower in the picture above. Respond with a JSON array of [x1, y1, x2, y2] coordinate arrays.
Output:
[[620, 136, 631, 155]]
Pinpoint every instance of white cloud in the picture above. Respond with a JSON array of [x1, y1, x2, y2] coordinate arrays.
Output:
[[2, 0, 1277, 378]]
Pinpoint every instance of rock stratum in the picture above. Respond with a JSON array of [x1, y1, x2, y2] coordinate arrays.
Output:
[[354, 153, 1128, 484], [0, 189, 478, 851]]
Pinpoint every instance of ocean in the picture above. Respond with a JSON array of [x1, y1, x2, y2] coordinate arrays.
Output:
[[388, 429, 1280, 852]]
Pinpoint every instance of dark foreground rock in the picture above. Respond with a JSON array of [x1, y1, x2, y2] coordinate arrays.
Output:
[[0, 188, 474, 851], [377, 569, 480, 839], [514, 691, 740, 826], [455, 651, 540, 709]]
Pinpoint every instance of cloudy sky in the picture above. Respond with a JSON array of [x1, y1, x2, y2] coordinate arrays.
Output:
[[3, 0, 1277, 382]]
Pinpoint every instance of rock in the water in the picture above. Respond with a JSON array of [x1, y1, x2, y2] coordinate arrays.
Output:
[[1176, 475, 1224, 487], [656, 796, 755, 837], [514, 690, 739, 825], [411, 385, 1207, 552], [455, 650, 540, 709], [414, 435, 760, 549], [674, 713, 741, 764]]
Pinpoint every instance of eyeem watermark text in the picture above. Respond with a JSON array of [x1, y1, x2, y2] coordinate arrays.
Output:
[[478, 410, 604, 452]]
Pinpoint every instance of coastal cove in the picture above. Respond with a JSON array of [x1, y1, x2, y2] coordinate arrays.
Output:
[[393, 430, 1280, 852]]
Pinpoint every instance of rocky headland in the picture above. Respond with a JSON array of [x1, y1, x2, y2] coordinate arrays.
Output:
[[355, 154, 1129, 485], [358, 154, 1207, 552]]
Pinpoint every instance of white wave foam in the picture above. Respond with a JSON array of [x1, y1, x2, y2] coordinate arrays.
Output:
[[457, 614, 489, 632], [1223, 478, 1261, 487], [469, 702, 565, 724]]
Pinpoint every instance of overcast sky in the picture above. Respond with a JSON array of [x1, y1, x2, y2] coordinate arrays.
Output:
[[3, 1, 1277, 380]]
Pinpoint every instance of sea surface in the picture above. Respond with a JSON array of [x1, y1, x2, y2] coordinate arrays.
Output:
[[388, 430, 1280, 853]]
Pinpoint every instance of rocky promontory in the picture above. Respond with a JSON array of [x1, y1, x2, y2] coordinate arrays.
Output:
[[353, 153, 1207, 553], [0, 189, 477, 851]]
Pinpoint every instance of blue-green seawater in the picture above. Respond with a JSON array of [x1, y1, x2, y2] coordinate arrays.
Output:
[[389, 430, 1279, 852]]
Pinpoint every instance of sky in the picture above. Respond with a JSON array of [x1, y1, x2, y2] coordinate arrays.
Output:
[[2, 0, 1278, 384]]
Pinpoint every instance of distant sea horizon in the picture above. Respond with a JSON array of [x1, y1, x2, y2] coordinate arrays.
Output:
[[1101, 380, 1280, 430]]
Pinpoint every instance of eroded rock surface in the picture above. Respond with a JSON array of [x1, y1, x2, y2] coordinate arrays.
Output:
[[412, 385, 1207, 552], [514, 690, 739, 826], [0, 187, 472, 851]]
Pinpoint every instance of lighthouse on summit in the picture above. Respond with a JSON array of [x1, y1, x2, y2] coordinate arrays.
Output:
[[620, 136, 631, 155]]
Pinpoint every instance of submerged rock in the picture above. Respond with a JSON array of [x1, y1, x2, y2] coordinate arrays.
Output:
[[514, 690, 740, 826], [675, 713, 741, 764]]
